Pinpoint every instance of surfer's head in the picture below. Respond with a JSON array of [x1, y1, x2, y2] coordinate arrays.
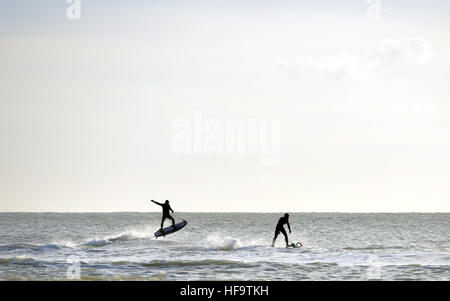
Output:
[[284, 213, 289, 218], [165, 200, 169, 204]]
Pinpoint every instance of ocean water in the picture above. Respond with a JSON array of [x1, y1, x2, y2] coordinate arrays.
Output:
[[0, 212, 449, 281]]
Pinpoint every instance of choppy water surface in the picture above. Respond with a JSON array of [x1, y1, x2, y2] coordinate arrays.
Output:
[[0, 213, 449, 280]]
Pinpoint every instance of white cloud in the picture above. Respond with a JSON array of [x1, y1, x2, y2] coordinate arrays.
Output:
[[365, 38, 434, 68], [276, 38, 435, 83]]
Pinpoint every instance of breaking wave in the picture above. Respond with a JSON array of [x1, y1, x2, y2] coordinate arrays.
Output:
[[80, 228, 154, 248], [203, 235, 266, 251]]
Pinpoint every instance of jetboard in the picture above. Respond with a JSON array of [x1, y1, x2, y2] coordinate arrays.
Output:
[[288, 242, 303, 248], [154, 220, 187, 238]]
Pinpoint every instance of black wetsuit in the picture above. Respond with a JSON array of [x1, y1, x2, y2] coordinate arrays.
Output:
[[152, 201, 175, 229], [272, 216, 291, 247]]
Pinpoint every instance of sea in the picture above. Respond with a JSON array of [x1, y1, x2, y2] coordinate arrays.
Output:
[[0, 212, 449, 281]]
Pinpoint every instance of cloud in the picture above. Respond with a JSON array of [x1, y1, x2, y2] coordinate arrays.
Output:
[[365, 38, 434, 68], [276, 38, 435, 83]]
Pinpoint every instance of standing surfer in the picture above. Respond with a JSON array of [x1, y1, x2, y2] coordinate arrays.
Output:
[[151, 200, 176, 230], [272, 213, 291, 247]]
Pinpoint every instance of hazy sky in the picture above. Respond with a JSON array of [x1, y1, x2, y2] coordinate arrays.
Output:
[[1, 1, 450, 212]]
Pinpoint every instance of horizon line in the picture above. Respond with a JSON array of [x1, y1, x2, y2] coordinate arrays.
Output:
[[1, 211, 449, 214]]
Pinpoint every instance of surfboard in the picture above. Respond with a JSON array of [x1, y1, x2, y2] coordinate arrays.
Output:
[[154, 220, 188, 238], [288, 242, 303, 248]]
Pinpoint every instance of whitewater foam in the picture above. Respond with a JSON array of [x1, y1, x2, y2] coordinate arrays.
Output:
[[80, 226, 154, 247], [203, 235, 268, 251]]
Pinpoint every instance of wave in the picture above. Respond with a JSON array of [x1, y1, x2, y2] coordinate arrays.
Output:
[[0, 256, 41, 266], [205, 236, 242, 251], [0, 226, 155, 252], [0, 242, 72, 252], [342, 245, 409, 251], [203, 235, 266, 251], [117, 258, 256, 268], [79, 273, 168, 281], [80, 228, 153, 248], [0, 243, 34, 252]]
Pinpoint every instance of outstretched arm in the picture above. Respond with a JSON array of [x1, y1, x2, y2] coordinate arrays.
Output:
[[150, 200, 163, 206]]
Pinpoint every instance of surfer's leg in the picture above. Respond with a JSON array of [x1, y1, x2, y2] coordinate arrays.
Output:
[[272, 229, 280, 247], [168, 215, 175, 227], [280, 227, 288, 247], [160, 216, 166, 230]]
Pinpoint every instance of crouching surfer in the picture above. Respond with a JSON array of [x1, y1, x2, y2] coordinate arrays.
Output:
[[272, 213, 291, 247]]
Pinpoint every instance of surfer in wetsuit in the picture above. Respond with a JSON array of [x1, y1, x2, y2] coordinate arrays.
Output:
[[272, 213, 291, 247], [151, 200, 176, 230]]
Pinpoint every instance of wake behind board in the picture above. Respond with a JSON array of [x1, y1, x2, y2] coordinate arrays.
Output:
[[154, 220, 188, 238]]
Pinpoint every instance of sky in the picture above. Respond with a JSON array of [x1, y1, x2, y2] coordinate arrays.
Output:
[[1, 0, 450, 212]]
